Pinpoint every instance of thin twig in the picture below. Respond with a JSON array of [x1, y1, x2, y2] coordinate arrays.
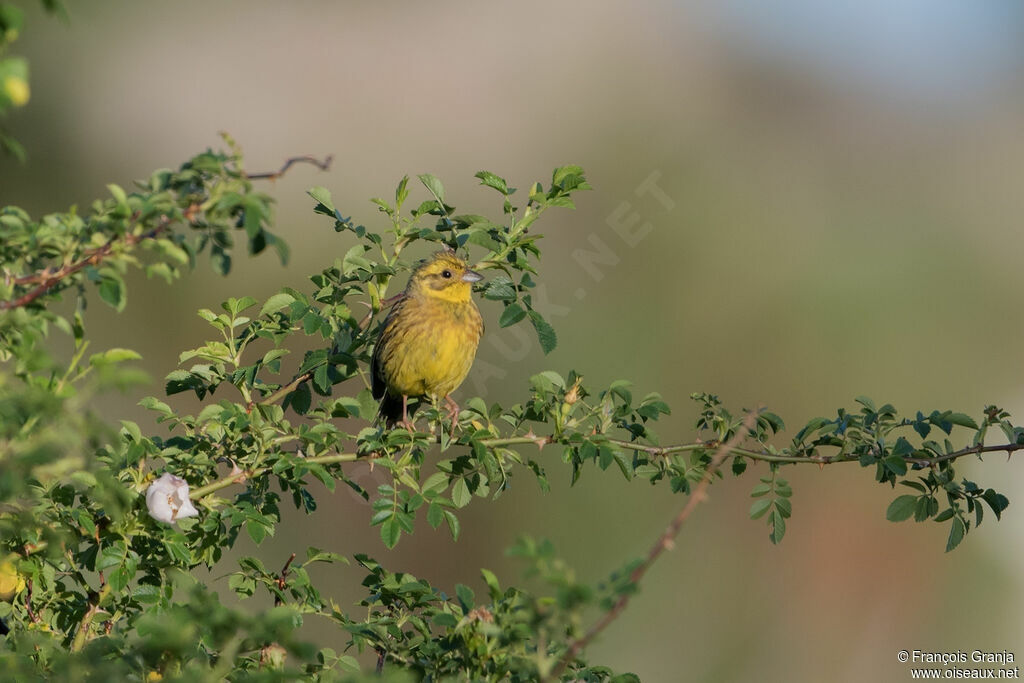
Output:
[[259, 372, 314, 406], [550, 412, 759, 679], [274, 553, 297, 606], [245, 155, 334, 181], [189, 451, 365, 499], [24, 578, 39, 623], [71, 585, 110, 652]]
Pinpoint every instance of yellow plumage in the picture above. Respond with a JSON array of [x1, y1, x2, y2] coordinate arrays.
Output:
[[371, 251, 484, 428]]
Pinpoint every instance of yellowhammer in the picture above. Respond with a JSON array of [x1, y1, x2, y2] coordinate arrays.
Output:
[[371, 251, 484, 429]]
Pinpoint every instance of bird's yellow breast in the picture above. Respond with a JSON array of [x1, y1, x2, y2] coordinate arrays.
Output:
[[375, 295, 483, 400]]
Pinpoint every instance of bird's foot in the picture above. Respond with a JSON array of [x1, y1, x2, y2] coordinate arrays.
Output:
[[443, 395, 460, 437]]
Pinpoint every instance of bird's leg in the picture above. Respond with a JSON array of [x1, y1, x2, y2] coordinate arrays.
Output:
[[443, 395, 460, 437], [398, 394, 417, 432]]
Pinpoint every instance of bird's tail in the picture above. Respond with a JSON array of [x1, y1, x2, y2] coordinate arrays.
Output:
[[377, 393, 405, 428]]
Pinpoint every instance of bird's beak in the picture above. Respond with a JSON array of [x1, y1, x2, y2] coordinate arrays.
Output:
[[462, 269, 483, 283]]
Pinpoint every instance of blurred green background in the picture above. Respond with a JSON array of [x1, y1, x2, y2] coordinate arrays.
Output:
[[3, 1, 1023, 680]]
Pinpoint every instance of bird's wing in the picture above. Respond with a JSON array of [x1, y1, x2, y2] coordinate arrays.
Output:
[[370, 297, 406, 400]]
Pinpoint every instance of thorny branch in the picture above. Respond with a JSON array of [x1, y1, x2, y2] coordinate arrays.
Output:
[[183, 426, 1023, 510], [0, 219, 172, 311], [549, 411, 759, 680]]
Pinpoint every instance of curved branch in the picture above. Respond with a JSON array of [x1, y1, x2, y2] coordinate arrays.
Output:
[[244, 154, 334, 181], [549, 412, 758, 679], [0, 219, 170, 311]]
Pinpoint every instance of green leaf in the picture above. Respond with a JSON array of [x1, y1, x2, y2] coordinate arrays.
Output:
[[357, 387, 378, 421], [432, 612, 458, 628], [886, 495, 918, 522], [480, 568, 501, 600], [529, 312, 557, 354], [451, 479, 471, 508], [370, 509, 393, 526], [945, 516, 966, 552], [426, 502, 443, 529], [443, 509, 460, 540], [750, 499, 772, 520], [90, 348, 142, 366], [418, 173, 446, 204], [260, 292, 296, 317], [498, 303, 527, 328], [98, 270, 126, 312], [381, 516, 401, 548], [307, 186, 335, 212], [455, 583, 475, 610], [768, 509, 786, 544], [474, 171, 510, 195], [981, 489, 1009, 519], [107, 183, 128, 205], [246, 519, 267, 544], [97, 545, 125, 572], [883, 454, 908, 477], [483, 275, 516, 300], [946, 412, 979, 430], [854, 395, 876, 411], [313, 364, 331, 395], [287, 382, 312, 415]]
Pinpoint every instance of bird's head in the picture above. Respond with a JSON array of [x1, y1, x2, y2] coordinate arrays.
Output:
[[407, 251, 483, 303]]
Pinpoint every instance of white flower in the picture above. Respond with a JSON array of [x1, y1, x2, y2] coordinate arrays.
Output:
[[146, 473, 199, 524]]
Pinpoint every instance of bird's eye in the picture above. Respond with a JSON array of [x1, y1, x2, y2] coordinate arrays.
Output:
[[441, 270, 452, 279]]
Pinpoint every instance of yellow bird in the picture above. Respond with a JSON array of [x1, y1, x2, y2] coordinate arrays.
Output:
[[371, 251, 484, 429]]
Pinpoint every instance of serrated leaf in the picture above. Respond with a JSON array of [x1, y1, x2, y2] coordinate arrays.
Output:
[[261, 292, 296, 317], [946, 412, 979, 430], [499, 303, 527, 328], [945, 516, 966, 552], [443, 509, 460, 540], [246, 519, 267, 544], [451, 479, 471, 508], [475, 171, 509, 195], [529, 312, 557, 354], [769, 509, 786, 544], [886, 495, 918, 522], [883, 454, 908, 477], [418, 173, 446, 204], [427, 502, 443, 529], [381, 516, 401, 548], [750, 499, 771, 519], [484, 276, 516, 300], [307, 186, 335, 212]]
